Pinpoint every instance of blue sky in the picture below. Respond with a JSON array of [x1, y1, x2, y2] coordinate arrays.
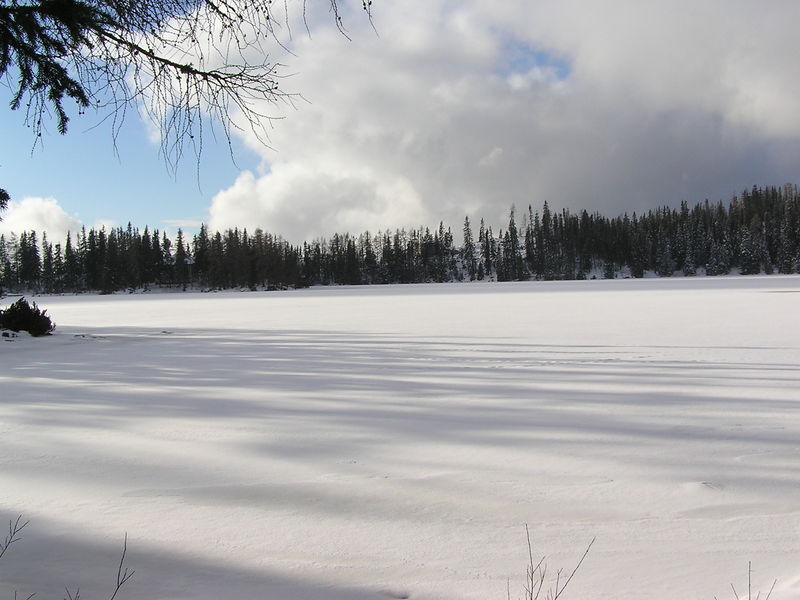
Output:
[[2, 1, 800, 244], [0, 89, 260, 236], [499, 39, 571, 81]]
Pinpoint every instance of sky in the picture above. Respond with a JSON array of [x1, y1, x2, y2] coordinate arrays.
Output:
[[2, 0, 800, 244]]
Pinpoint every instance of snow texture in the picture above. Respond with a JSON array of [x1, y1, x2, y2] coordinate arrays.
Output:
[[1, 276, 799, 599]]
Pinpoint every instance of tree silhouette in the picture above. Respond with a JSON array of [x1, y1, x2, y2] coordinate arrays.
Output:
[[0, 0, 373, 165]]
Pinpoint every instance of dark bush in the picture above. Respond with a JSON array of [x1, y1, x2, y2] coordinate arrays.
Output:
[[0, 298, 55, 336]]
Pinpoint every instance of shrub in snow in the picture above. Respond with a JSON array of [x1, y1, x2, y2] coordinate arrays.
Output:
[[0, 298, 55, 337]]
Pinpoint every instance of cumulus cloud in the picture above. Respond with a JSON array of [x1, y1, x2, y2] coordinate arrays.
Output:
[[0, 197, 82, 241], [208, 0, 800, 240], [209, 166, 428, 243]]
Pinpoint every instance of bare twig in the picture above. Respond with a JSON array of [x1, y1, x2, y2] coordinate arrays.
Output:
[[62, 534, 133, 600], [522, 524, 546, 600], [764, 578, 777, 600], [0, 516, 29, 561], [722, 564, 778, 600], [2, 516, 34, 600], [552, 537, 595, 600], [520, 525, 592, 600], [1, 519, 133, 600], [108, 533, 134, 600]]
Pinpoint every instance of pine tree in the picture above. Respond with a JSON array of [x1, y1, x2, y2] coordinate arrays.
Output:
[[40, 233, 55, 292], [461, 216, 477, 281], [497, 229, 512, 282], [52, 242, 65, 292], [540, 201, 558, 280], [192, 224, 210, 286], [124, 223, 142, 289], [0, 234, 12, 293], [706, 237, 731, 276], [16, 231, 41, 290], [682, 248, 697, 276], [507, 207, 525, 280], [481, 223, 495, 279], [344, 237, 361, 285], [361, 232, 378, 284], [738, 225, 762, 275], [63, 232, 81, 291], [161, 231, 173, 284], [174, 229, 188, 288], [776, 213, 796, 274], [654, 227, 674, 277], [99, 228, 115, 293], [208, 232, 225, 289]]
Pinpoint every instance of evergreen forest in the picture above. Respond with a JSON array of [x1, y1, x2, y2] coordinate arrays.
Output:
[[2, 184, 799, 295]]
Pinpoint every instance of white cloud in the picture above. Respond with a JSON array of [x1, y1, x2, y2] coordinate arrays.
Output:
[[0, 197, 82, 242], [207, 0, 800, 239], [209, 166, 428, 243]]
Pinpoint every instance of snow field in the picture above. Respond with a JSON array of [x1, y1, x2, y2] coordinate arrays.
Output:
[[1, 276, 799, 599]]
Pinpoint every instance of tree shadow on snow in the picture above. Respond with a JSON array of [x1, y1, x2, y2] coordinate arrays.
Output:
[[2, 325, 800, 597], [0, 511, 387, 600]]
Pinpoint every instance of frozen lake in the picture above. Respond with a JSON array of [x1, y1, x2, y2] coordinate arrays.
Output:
[[1, 276, 799, 599]]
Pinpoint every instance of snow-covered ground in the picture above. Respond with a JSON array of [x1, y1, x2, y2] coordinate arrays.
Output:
[[1, 276, 799, 600]]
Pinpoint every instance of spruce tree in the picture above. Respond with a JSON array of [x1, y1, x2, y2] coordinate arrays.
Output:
[[737, 226, 761, 275], [0, 235, 11, 293], [361, 232, 378, 284], [507, 207, 525, 280], [52, 243, 65, 292], [174, 229, 188, 288], [40, 234, 55, 292], [462, 216, 477, 281], [16, 231, 41, 290], [481, 223, 495, 279], [63, 232, 81, 291], [654, 228, 674, 277], [192, 225, 210, 286]]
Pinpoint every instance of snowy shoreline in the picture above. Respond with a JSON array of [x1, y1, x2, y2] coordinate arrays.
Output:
[[6, 269, 800, 300]]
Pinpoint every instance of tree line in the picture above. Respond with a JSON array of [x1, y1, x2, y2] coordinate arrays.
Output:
[[1, 184, 799, 294]]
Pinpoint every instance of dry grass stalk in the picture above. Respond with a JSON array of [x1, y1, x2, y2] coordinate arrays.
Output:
[[516, 524, 594, 600], [715, 562, 777, 600]]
